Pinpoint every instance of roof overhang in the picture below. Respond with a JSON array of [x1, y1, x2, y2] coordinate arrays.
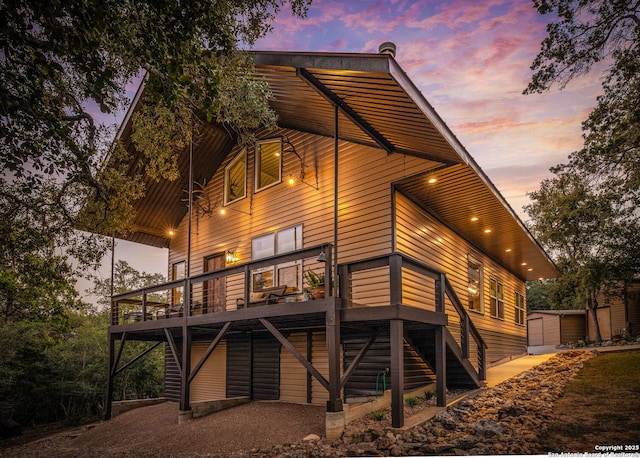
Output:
[[106, 50, 559, 279]]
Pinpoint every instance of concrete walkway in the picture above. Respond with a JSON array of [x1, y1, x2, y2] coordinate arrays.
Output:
[[485, 353, 556, 387]]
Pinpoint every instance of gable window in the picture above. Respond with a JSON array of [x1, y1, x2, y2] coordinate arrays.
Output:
[[255, 138, 282, 192], [251, 225, 303, 293], [515, 291, 525, 326], [224, 150, 246, 205], [467, 256, 483, 313], [489, 278, 504, 319]]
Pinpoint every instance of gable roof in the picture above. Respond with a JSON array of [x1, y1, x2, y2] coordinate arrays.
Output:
[[112, 49, 559, 280]]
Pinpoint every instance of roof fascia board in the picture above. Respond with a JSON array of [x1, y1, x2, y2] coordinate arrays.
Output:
[[253, 51, 392, 74], [388, 59, 559, 274], [296, 67, 396, 154]]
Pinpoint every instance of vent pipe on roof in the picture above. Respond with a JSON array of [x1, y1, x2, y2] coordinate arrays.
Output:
[[378, 42, 397, 58]]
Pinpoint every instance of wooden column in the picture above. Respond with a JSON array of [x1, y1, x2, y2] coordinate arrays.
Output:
[[390, 319, 404, 428], [104, 333, 116, 420], [326, 300, 343, 412], [180, 326, 192, 413], [435, 326, 446, 407]]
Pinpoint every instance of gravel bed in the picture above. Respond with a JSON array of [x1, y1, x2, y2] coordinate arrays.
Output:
[[0, 350, 597, 457]]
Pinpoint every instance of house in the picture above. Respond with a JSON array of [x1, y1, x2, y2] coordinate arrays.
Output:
[[103, 45, 560, 437], [527, 310, 586, 346], [587, 280, 640, 340]]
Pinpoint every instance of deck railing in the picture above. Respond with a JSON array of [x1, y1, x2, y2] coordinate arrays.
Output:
[[338, 252, 487, 380], [110, 243, 333, 326]]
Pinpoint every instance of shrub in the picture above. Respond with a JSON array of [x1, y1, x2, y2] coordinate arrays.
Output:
[[370, 410, 386, 421], [404, 396, 422, 408]]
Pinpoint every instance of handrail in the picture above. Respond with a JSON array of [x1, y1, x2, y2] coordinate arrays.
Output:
[[340, 251, 487, 378], [112, 243, 332, 302], [111, 243, 333, 325]]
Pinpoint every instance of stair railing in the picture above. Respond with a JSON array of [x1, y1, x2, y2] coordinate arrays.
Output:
[[339, 252, 487, 380]]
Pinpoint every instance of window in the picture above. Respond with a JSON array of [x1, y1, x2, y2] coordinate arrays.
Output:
[[467, 257, 483, 313], [255, 138, 282, 192], [224, 150, 246, 205], [489, 278, 504, 319], [171, 261, 185, 305], [251, 225, 303, 293], [515, 291, 525, 326]]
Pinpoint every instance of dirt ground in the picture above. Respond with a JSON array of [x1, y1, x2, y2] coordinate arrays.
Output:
[[0, 402, 325, 458]]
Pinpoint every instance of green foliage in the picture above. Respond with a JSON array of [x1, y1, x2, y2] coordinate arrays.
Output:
[[304, 269, 325, 288], [1, 0, 311, 284], [86, 260, 166, 310], [404, 396, 422, 408], [370, 410, 386, 421], [525, 167, 640, 340], [424, 390, 435, 401]]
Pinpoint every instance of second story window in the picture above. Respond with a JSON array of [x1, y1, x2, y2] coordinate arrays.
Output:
[[489, 277, 505, 319], [255, 138, 282, 192], [467, 256, 483, 313], [224, 150, 246, 205], [515, 291, 525, 326], [251, 225, 303, 293]]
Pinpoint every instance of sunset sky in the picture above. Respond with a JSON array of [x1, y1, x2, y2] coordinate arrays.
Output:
[[88, 0, 604, 300]]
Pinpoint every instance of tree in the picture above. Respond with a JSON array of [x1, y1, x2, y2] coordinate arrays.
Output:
[[526, 0, 640, 207], [86, 259, 166, 311], [1, 0, 310, 322], [525, 168, 640, 342]]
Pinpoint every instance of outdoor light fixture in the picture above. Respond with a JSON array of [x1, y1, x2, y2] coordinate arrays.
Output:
[[168, 229, 176, 237], [317, 249, 327, 263], [282, 134, 319, 190], [226, 250, 240, 264]]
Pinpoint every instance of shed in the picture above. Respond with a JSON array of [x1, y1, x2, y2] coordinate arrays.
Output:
[[527, 310, 586, 346]]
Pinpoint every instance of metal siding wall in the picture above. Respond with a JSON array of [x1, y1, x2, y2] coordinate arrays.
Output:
[[311, 332, 330, 405], [395, 192, 527, 363], [252, 333, 281, 400], [561, 315, 586, 343], [527, 316, 544, 346], [190, 340, 227, 402], [164, 343, 181, 402], [226, 333, 251, 398], [167, 129, 438, 296], [279, 333, 308, 404]]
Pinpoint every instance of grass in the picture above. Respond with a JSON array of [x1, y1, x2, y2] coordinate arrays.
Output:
[[538, 350, 640, 453]]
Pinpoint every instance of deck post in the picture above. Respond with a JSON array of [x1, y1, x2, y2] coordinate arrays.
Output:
[[326, 299, 342, 412], [435, 326, 446, 407], [104, 333, 115, 420], [390, 318, 404, 428], [180, 325, 192, 416]]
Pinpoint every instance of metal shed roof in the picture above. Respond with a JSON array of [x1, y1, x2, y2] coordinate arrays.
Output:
[[111, 49, 559, 280]]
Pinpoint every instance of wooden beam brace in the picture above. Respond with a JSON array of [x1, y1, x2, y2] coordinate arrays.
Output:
[[188, 322, 231, 383], [340, 331, 378, 389], [297, 67, 396, 154], [164, 328, 182, 375], [110, 332, 127, 377], [115, 341, 163, 376], [258, 318, 329, 391]]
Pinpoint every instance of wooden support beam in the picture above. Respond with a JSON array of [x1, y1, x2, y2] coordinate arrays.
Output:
[[340, 331, 378, 389], [258, 318, 329, 391], [326, 303, 342, 412], [105, 334, 116, 420], [180, 326, 192, 412], [435, 326, 447, 407], [390, 319, 404, 428], [111, 332, 128, 377], [188, 322, 231, 383], [115, 341, 163, 376], [389, 254, 402, 306]]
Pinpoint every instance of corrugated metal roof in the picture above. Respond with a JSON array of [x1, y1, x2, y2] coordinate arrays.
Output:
[[108, 49, 558, 279]]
